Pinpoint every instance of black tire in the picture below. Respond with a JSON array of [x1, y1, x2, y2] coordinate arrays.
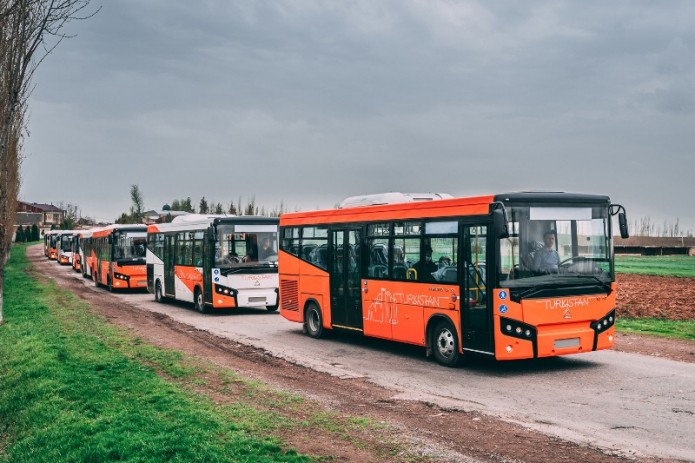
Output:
[[154, 280, 165, 303], [431, 320, 460, 367], [304, 303, 324, 338], [266, 304, 279, 312], [107, 276, 113, 292], [194, 287, 208, 314]]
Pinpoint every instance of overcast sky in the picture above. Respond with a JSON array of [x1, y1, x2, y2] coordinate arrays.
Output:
[[21, 0, 695, 233]]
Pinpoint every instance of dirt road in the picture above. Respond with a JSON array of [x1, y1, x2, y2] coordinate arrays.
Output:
[[29, 246, 695, 463]]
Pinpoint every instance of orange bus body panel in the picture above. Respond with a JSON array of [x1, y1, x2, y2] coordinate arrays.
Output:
[[174, 265, 203, 294], [280, 195, 495, 226]]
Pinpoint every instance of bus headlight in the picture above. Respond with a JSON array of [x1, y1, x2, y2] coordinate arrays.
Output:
[[500, 317, 536, 340], [215, 284, 237, 298], [591, 309, 616, 333]]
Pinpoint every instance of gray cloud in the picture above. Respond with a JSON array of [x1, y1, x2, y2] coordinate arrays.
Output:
[[21, 0, 695, 232]]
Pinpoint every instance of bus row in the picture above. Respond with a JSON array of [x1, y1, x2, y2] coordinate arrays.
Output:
[[42, 191, 630, 366]]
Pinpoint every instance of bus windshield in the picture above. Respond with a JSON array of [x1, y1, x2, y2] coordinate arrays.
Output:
[[60, 235, 72, 251], [215, 224, 278, 269], [498, 204, 612, 288], [115, 232, 147, 259]]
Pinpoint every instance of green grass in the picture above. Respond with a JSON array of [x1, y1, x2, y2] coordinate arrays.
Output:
[[617, 318, 695, 341], [1, 245, 423, 462], [615, 255, 695, 277], [0, 246, 312, 463]]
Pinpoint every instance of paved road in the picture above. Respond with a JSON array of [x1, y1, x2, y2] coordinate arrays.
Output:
[[43, 254, 695, 461]]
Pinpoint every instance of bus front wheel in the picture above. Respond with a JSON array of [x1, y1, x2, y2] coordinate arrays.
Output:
[[432, 320, 460, 367], [194, 288, 209, 314], [304, 303, 324, 338]]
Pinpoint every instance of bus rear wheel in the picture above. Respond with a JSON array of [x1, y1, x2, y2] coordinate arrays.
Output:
[[432, 320, 460, 367], [304, 303, 324, 338], [154, 281, 165, 303], [194, 288, 209, 314]]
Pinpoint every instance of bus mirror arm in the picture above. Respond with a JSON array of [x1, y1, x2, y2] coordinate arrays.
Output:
[[610, 204, 630, 239], [491, 202, 510, 239]]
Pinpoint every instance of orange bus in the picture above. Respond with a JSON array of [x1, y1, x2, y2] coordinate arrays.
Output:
[[278, 192, 629, 366], [147, 215, 279, 313], [91, 225, 148, 291], [44, 230, 59, 259]]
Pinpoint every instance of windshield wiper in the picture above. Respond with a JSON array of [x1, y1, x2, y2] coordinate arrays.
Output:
[[515, 283, 559, 301]]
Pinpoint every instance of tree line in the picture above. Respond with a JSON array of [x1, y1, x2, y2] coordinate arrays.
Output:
[[114, 185, 290, 224], [13, 223, 39, 242], [631, 216, 694, 238]]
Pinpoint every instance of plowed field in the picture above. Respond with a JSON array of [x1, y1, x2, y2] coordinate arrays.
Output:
[[616, 274, 695, 320]]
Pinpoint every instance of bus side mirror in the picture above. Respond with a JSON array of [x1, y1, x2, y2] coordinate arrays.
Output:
[[618, 212, 629, 239], [493, 209, 509, 239]]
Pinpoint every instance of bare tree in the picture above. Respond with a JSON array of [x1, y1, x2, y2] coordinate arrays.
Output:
[[1, 0, 97, 325]]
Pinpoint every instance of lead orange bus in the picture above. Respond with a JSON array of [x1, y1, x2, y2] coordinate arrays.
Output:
[[278, 192, 629, 366], [90, 224, 148, 291]]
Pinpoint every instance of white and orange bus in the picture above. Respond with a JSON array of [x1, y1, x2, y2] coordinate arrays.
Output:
[[79, 228, 97, 279], [278, 192, 629, 366], [56, 230, 76, 265], [44, 230, 59, 259], [91, 225, 148, 291], [70, 231, 84, 272], [146, 215, 280, 313]]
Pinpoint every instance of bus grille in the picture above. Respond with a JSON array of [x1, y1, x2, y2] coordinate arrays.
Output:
[[280, 279, 299, 311]]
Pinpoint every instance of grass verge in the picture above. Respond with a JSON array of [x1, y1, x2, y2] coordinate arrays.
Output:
[[617, 317, 695, 341], [0, 246, 418, 462], [615, 255, 695, 278]]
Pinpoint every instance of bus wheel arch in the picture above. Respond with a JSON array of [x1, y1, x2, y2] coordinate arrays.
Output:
[[427, 315, 461, 367], [194, 286, 209, 314], [303, 300, 324, 338]]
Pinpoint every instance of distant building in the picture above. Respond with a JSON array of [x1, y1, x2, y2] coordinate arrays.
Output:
[[142, 209, 190, 225], [614, 236, 695, 256], [17, 201, 64, 227], [13, 201, 66, 241]]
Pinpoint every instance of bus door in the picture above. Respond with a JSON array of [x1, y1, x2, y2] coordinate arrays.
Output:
[[164, 235, 176, 296], [461, 225, 493, 354], [329, 229, 364, 331]]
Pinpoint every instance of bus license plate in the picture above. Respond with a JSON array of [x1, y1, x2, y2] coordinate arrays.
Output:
[[554, 338, 580, 349]]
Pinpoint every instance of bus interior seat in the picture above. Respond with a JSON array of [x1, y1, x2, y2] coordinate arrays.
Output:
[[368, 264, 387, 278], [441, 266, 457, 283], [392, 265, 408, 280]]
